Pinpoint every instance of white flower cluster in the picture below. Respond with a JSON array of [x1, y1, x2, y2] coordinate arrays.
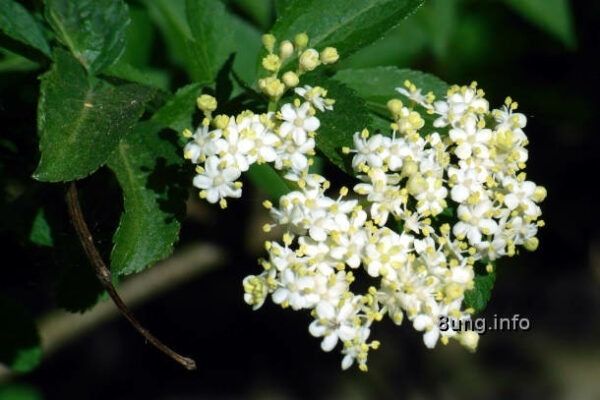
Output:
[[182, 33, 545, 371], [242, 81, 545, 371], [183, 94, 330, 208], [183, 33, 337, 209]]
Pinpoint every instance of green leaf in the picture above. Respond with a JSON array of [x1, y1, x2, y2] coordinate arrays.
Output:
[[0, 0, 51, 56], [247, 163, 293, 201], [152, 82, 204, 133], [107, 121, 186, 277], [334, 66, 449, 135], [185, 0, 236, 83], [45, 0, 130, 73], [142, 0, 190, 68], [339, 18, 427, 69], [303, 74, 372, 174], [274, 0, 293, 17], [231, 0, 272, 30], [417, 0, 457, 59], [34, 49, 156, 182], [118, 5, 155, 68], [334, 66, 448, 105], [0, 294, 42, 373], [268, 0, 424, 70], [29, 208, 54, 247], [231, 15, 262, 86], [503, 0, 575, 48], [463, 271, 496, 314], [0, 49, 39, 73], [103, 62, 170, 91]]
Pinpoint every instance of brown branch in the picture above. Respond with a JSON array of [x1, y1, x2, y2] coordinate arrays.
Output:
[[65, 182, 197, 370]]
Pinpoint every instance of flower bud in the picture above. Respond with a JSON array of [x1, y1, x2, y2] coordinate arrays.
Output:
[[262, 54, 281, 73], [458, 331, 479, 352], [401, 160, 418, 178], [259, 77, 285, 98], [299, 49, 320, 71], [282, 71, 299, 88], [533, 186, 547, 202], [320, 47, 339, 64], [196, 94, 217, 113], [294, 32, 309, 50], [262, 34, 276, 53], [279, 40, 294, 60], [523, 237, 539, 251], [407, 173, 427, 196], [387, 99, 403, 117], [212, 114, 229, 129]]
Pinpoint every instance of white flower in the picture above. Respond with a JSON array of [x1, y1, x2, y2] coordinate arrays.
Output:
[[364, 228, 413, 279], [192, 156, 241, 204], [309, 300, 360, 352], [449, 116, 492, 161], [295, 85, 333, 112], [453, 199, 499, 245], [279, 102, 320, 144], [448, 166, 488, 203], [502, 177, 541, 217], [432, 86, 489, 127], [396, 86, 428, 106], [351, 132, 389, 170], [214, 123, 254, 172], [274, 135, 315, 176], [414, 177, 448, 216], [272, 268, 319, 310], [243, 274, 269, 310], [183, 124, 219, 163], [247, 119, 280, 164]]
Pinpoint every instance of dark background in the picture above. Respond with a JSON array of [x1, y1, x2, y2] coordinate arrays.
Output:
[[1, 0, 598, 398]]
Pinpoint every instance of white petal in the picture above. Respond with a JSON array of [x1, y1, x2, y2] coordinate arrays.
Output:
[[292, 128, 307, 145], [192, 174, 212, 189], [309, 226, 327, 242], [451, 185, 470, 203], [205, 189, 219, 204], [338, 325, 357, 342], [304, 116, 320, 132], [347, 254, 361, 269], [316, 301, 335, 319], [309, 320, 326, 337], [321, 333, 338, 352], [413, 315, 431, 331], [272, 288, 288, 304], [423, 328, 439, 348], [455, 144, 472, 160], [341, 354, 354, 370], [504, 194, 519, 210], [478, 219, 498, 235], [280, 103, 296, 120]]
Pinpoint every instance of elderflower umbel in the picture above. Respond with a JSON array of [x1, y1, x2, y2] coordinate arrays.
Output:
[[241, 78, 544, 370], [182, 34, 544, 371]]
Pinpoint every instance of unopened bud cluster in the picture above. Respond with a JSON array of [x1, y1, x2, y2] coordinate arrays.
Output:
[[258, 33, 339, 101]]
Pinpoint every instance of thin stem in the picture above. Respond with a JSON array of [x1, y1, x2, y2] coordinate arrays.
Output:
[[65, 182, 197, 371]]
